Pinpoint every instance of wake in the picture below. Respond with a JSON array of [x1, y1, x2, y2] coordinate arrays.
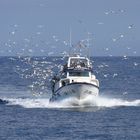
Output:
[[1, 95, 140, 108]]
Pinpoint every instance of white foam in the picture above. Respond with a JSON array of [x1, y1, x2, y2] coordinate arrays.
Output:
[[6, 98, 50, 108], [94, 96, 140, 107], [2, 95, 140, 109]]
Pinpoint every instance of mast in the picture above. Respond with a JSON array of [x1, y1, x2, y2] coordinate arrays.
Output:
[[69, 28, 72, 56], [86, 32, 92, 59]]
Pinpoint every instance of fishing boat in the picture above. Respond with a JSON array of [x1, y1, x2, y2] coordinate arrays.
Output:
[[49, 50, 99, 103]]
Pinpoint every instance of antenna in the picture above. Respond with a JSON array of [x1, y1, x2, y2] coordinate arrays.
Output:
[[69, 28, 72, 56], [87, 32, 92, 59]]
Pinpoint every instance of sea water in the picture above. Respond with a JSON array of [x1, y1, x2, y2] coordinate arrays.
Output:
[[0, 56, 140, 140]]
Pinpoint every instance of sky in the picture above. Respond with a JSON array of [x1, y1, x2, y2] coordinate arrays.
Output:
[[0, 0, 139, 56]]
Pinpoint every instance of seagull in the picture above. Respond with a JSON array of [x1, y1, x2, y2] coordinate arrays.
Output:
[[36, 32, 41, 35], [11, 31, 15, 35], [112, 38, 117, 42], [14, 24, 18, 28], [37, 25, 44, 28], [105, 48, 109, 51], [105, 12, 109, 15], [119, 9, 125, 13], [133, 51, 137, 54], [123, 92, 128, 95], [120, 34, 124, 38], [52, 35, 56, 39], [113, 73, 118, 78], [134, 62, 138, 66], [28, 49, 33, 53], [128, 24, 134, 29]]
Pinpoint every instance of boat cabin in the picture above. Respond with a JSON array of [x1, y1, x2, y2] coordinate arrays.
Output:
[[61, 56, 93, 79], [61, 56, 92, 78]]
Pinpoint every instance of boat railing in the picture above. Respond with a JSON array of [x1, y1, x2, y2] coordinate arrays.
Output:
[[63, 66, 92, 72]]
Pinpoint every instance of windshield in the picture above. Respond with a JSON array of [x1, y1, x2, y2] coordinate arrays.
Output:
[[69, 71, 89, 77]]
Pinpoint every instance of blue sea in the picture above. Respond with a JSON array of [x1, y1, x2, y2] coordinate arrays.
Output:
[[0, 56, 140, 140]]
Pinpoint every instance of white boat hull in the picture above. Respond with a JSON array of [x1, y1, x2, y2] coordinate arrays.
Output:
[[50, 82, 99, 102]]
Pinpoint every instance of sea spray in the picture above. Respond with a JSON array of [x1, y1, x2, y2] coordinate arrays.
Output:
[[2, 95, 140, 109]]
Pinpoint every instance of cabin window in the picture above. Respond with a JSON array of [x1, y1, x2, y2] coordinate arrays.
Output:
[[69, 71, 89, 77]]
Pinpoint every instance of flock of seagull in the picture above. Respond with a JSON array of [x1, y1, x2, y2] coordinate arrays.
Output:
[[0, 7, 139, 96], [0, 6, 137, 57]]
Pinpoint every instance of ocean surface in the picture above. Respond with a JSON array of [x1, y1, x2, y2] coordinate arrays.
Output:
[[0, 56, 140, 140]]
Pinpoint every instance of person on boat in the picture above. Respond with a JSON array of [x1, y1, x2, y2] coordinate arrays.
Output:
[[51, 75, 60, 93], [63, 63, 67, 72]]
